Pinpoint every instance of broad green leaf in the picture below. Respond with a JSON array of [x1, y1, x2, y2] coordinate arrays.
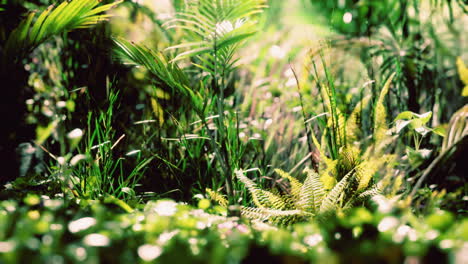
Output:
[[417, 111, 432, 124], [36, 119, 59, 145], [432, 126, 446, 137], [395, 111, 415, 121]]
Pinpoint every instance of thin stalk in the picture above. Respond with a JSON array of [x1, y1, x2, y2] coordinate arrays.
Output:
[[289, 63, 315, 169]]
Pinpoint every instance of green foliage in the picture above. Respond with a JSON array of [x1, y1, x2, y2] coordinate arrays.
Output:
[[3, 0, 121, 64], [225, 168, 380, 225], [1, 0, 467, 262], [164, 0, 266, 64], [0, 196, 466, 263], [112, 0, 267, 206]]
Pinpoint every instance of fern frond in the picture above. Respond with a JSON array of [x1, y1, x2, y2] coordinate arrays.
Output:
[[355, 162, 373, 192], [235, 170, 286, 210], [240, 206, 310, 225], [356, 153, 396, 191], [319, 159, 338, 190], [374, 73, 396, 142], [343, 185, 381, 210], [274, 169, 303, 199], [4, 0, 121, 63], [206, 188, 228, 207], [302, 168, 325, 212], [346, 95, 372, 143], [319, 169, 354, 214]]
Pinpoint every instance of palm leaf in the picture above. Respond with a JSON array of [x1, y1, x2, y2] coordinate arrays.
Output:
[[3, 0, 121, 64], [164, 0, 265, 72]]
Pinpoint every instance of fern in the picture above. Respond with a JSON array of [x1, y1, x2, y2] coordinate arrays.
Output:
[[274, 168, 302, 199], [3, 0, 121, 64], [234, 170, 286, 210], [457, 58, 468, 97], [343, 184, 381, 210], [308, 168, 326, 212], [206, 188, 228, 207], [374, 73, 396, 143], [227, 71, 399, 225], [319, 169, 354, 214], [346, 95, 372, 144], [229, 167, 379, 225]]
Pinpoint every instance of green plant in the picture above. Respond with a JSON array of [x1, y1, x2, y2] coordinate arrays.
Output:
[[2, 0, 121, 65], [112, 0, 267, 206], [68, 90, 153, 200], [205, 71, 402, 225], [410, 104, 468, 197], [233, 167, 381, 225], [0, 0, 122, 185]]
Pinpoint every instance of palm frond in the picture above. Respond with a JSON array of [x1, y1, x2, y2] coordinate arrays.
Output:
[[4, 0, 121, 64], [112, 37, 203, 109], [164, 0, 266, 72]]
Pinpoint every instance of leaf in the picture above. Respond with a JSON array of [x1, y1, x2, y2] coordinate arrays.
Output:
[[432, 126, 446, 137], [457, 57, 468, 85], [216, 31, 256, 50], [417, 111, 432, 124], [442, 104, 468, 152], [456, 57, 468, 96], [374, 72, 396, 142], [36, 119, 59, 145], [395, 119, 411, 133], [112, 37, 193, 99], [164, 0, 265, 75], [4, 0, 121, 64], [395, 111, 416, 121], [235, 170, 286, 210], [274, 169, 302, 200], [206, 188, 228, 207], [319, 170, 353, 214]]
